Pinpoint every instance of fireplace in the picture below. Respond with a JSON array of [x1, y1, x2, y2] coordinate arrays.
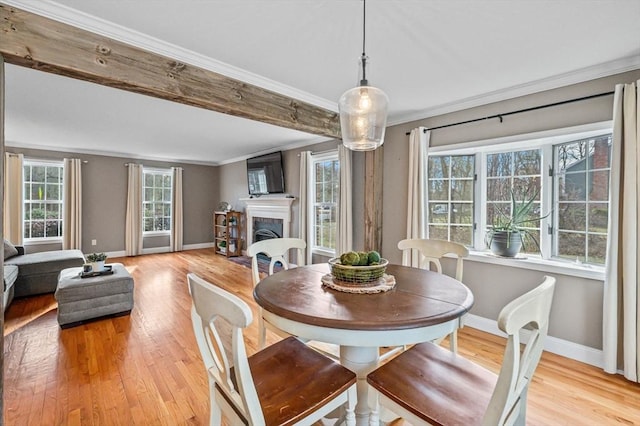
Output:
[[253, 217, 284, 243], [242, 197, 295, 248]]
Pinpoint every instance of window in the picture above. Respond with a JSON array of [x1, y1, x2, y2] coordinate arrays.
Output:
[[554, 135, 611, 263], [310, 152, 339, 255], [427, 155, 475, 245], [23, 160, 64, 240], [427, 124, 612, 266], [143, 169, 172, 233], [486, 149, 542, 254]]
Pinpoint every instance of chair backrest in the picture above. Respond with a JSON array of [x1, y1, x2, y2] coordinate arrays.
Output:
[[246, 238, 306, 287], [483, 276, 556, 425], [397, 238, 469, 281], [187, 273, 263, 425]]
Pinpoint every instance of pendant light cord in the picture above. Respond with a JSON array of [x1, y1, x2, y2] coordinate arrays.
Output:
[[360, 0, 368, 86]]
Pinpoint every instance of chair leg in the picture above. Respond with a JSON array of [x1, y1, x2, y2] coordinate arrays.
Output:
[[345, 385, 357, 426], [367, 387, 380, 426], [450, 329, 458, 354], [258, 316, 267, 350], [210, 386, 222, 426]]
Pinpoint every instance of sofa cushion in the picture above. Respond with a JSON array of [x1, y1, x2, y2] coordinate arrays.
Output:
[[4, 239, 18, 260], [6, 250, 86, 276]]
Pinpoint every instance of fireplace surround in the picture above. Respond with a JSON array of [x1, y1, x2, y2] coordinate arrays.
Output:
[[242, 197, 295, 248]]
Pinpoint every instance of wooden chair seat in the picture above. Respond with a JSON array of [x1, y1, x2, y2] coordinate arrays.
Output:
[[367, 276, 556, 426], [247, 336, 356, 425], [367, 341, 497, 425]]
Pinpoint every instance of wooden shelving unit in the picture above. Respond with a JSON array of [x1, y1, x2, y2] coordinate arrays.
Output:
[[214, 211, 242, 257]]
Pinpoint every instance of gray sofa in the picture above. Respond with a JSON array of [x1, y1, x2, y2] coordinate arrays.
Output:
[[3, 240, 85, 312]]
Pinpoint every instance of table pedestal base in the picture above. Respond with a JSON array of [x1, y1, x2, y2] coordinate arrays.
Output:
[[340, 346, 379, 426]]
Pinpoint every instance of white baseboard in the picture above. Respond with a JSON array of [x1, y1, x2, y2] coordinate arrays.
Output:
[[100, 242, 215, 260], [184, 242, 216, 250], [465, 314, 604, 368]]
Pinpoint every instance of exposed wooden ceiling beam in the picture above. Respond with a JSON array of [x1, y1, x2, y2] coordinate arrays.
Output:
[[0, 4, 342, 139]]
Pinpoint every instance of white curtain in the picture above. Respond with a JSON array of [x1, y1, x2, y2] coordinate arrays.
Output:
[[3, 152, 23, 244], [170, 167, 183, 252], [298, 151, 312, 265], [62, 158, 82, 250], [125, 163, 143, 256], [336, 144, 353, 255], [603, 80, 639, 382], [404, 127, 430, 267]]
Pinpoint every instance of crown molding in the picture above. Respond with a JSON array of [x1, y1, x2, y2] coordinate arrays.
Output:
[[389, 55, 640, 126], [5, 134, 332, 167], [2, 0, 338, 112], [4, 139, 222, 166]]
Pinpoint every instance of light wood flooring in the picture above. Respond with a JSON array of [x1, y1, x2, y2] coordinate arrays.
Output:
[[3, 248, 640, 425]]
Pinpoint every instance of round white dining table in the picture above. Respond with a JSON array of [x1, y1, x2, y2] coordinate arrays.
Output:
[[253, 262, 474, 425]]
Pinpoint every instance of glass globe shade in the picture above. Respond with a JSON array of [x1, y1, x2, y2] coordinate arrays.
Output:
[[338, 85, 389, 151]]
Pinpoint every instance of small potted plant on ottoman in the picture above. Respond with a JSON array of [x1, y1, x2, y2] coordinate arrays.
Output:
[[86, 252, 108, 272]]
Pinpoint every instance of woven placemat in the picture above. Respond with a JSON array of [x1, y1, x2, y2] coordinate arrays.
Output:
[[321, 274, 396, 294]]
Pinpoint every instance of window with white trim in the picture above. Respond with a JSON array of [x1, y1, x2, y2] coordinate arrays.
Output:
[[23, 160, 64, 240], [427, 155, 475, 245], [143, 169, 172, 233], [554, 135, 611, 264], [426, 125, 612, 266], [485, 148, 543, 254], [310, 152, 339, 255]]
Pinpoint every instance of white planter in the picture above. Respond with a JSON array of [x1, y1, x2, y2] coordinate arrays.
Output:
[[90, 261, 105, 272]]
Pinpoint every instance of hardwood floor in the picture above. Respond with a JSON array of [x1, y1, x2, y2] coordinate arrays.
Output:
[[3, 249, 639, 425]]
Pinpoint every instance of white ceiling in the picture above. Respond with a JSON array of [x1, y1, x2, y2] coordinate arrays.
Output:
[[4, 0, 640, 165]]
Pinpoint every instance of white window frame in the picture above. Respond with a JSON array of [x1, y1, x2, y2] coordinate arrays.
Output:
[[23, 159, 64, 243], [428, 121, 612, 280], [142, 168, 173, 235], [308, 151, 339, 257], [426, 154, 476, 246]]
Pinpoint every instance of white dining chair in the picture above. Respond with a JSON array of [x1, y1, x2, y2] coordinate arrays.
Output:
[[367, 276, 556, 426], [247, 238, 341, 360], [397, 238, 469, 353], [187, 273, 357, 426], [246, 238, 306, 349]]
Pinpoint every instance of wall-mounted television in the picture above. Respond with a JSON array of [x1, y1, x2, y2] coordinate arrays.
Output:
[[246, 151, 285, 196]]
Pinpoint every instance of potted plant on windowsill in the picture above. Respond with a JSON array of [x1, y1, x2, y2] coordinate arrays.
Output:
[[86, 252, 108, 272], [487, 188, 549, 258]]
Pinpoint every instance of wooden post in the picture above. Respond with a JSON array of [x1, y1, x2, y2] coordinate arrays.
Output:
[[0, 4, 341, 139], [363, 147, 383, 252]]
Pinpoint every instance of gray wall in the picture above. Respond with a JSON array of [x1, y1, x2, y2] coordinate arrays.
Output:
[[6, 147, 218, 254]]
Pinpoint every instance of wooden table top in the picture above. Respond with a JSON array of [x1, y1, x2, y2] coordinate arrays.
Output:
[[253, 263, 474, 332]]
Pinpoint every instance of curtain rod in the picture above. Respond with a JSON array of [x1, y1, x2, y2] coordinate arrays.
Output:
[[297, 148, 338, 157], [405, 91, 615, 135]]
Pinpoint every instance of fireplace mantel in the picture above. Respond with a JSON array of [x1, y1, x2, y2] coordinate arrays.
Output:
[[241, 197, 296, 247]]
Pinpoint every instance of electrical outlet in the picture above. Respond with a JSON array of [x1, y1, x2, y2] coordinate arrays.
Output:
[[91, 239, 97, 246]]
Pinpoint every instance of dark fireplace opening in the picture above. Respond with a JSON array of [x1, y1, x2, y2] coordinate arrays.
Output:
[[253, 217, 284, 262]]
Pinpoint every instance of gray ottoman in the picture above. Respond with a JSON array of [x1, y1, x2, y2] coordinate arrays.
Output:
[[55, 263, 134, 328]]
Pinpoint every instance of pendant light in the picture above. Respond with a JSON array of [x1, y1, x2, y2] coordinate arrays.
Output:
[[338, 0, 389, 151]]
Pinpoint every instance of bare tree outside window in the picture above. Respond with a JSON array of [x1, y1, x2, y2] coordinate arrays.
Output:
[[555, 135, 611, 264], [425, 128, 611, 266], [427, 155, 475, 245]]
